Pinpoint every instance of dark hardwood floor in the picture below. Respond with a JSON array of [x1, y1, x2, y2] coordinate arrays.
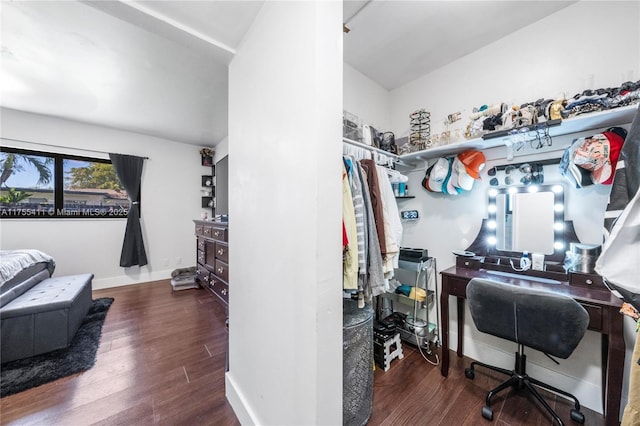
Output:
[[1, 280, 238, 426], [1, 281, 605, 425]]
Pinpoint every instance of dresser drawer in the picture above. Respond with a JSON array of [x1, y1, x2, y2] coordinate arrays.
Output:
[[195, 224, 204, 237], [197, 238, 206, 251], [196, 265, 210, 287], [443, 276, 468, 298], [215, 242, 229, 262], [197, 249, 206, 265], [211, 227, 228, 242], [570, 272, 606, 290], [214, 259, 229, 282], [203, 226, 212, 238], [211, 276, 229, 304]]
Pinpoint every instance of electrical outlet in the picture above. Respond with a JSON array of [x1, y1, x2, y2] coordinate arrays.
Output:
[[175, 256, 182, 265]]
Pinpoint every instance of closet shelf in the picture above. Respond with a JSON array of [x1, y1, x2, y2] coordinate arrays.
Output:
[[397, 104, 638, 167]]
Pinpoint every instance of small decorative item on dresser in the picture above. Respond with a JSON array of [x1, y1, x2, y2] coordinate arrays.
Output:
[[200, 148, 214, 166]]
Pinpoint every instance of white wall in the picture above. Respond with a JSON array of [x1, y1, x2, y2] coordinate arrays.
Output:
[[389, 1, 640, 141], [226, 2, 342, 425], [343, 63, 391, 131], [0, 108, 203, 289], [213, 136, 228, 162], [344, 0, 640, 415]]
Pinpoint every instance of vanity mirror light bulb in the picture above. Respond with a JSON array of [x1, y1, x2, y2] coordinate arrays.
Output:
[[554, 241, 565, 250], [487, 236, 497, 245], [488, 204, 497, 213], [554, 222, 564, 231], [488, 188, 498, 197], [554, 204, 564, 212], [487, 220, 497, 229], [552, 185, 564, 193], [527, 185, 539, 193]]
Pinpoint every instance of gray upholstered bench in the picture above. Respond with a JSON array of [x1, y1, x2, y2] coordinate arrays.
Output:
[[0, 273, 93, 363]]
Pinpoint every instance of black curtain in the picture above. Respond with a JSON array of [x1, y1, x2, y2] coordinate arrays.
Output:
[[109, 154, 148, 267]]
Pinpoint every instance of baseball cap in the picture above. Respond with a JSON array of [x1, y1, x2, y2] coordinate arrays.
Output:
[[573, 133, 611, 183], [599, 129, 625, 185], [422, 163, 435, 192], [427, 158, 449, 193], [458, 150, 486, 179], [572, 129, 625, 185], [561, 138, 594, 188], [445, 157, 462, 195], [454, 156, 475, 191]]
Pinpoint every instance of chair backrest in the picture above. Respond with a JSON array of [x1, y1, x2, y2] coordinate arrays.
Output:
[[466, 278, 589, 359]]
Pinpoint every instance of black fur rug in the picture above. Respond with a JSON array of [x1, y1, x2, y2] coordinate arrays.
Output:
[[0, 297, 114, 398]]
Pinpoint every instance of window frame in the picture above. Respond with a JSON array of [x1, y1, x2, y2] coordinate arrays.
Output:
[[0, 146, 130, 219]]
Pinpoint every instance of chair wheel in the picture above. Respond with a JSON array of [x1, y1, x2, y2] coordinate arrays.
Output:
[[465, 368, 475, 380], [570, 409, 585, 424], [482, 405, 493, 421]]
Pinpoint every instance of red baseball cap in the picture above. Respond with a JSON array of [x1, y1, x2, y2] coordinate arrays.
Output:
[[458, 150, 486, 179]]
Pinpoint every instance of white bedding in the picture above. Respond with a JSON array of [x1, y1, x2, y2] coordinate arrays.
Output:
[[0, 249, 56, 285]]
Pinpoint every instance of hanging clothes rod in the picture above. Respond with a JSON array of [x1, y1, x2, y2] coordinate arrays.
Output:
[[1, 137, 150, 159], [342, 137, 399, 160]]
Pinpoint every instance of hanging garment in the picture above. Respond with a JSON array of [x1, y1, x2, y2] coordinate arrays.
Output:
[[360, 159, 387, 256], [598, 106, 640, 304], [597, 107, 640, 426], [344, 157, 366, 274], [356, 162, 385, 299], [595, 185, 640, 310], [603, 107, 640, 234], [376, 165, 403, 276], [343, 162, 358, 290]]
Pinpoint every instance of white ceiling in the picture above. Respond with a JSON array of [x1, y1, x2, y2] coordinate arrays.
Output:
[[1, 1, 576, 147], [343, 1, 576, 90]]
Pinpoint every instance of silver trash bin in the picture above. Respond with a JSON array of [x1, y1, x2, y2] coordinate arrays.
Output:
[[343, 299, 373, 426]]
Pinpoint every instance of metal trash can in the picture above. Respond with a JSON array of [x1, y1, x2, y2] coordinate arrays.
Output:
[[569, 243, 602, 273], [343, 299, 373, 426]]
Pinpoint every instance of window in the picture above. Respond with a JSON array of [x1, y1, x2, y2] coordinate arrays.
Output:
[[0, 147, 129, 218]]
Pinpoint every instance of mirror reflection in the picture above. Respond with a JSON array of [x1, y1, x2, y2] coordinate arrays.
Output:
[[495, 191, 554, 254], [488, 184, 565, 256]]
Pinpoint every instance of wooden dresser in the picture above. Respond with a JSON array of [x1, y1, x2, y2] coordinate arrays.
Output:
[[194, 220, 229, 309]]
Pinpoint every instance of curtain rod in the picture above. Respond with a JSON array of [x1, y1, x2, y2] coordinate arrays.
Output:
[[1, 137, 149, 159]]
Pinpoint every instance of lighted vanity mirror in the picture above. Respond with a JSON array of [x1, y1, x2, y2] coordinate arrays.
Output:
[[487, 184, 565, 256]]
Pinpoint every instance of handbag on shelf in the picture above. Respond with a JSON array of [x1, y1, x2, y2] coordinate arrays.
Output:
[[379, 132, 398, 154]]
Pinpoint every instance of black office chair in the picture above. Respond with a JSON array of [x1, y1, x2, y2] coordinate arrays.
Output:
[[464, 278, 590, 425]]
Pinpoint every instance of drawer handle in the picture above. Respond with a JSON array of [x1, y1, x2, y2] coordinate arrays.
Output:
[[464, 261, 470, 266], [586, 279, 593, 285], [217, 249, 224, 255], [217, 267, 224, 274], [214, 231, 221, 237], [221, 289, 227, 296], [204, 276, 209, 282]]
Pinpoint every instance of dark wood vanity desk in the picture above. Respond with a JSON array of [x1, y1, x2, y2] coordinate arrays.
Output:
[[440, 264, 624, 425]]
